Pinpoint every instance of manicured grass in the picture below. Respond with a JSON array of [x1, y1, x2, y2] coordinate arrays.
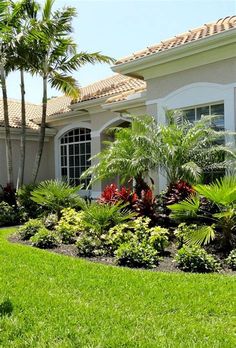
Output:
[[0, 228, 235, 347]]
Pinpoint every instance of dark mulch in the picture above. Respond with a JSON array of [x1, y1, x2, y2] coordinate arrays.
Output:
[[8, 232, 235, 275]]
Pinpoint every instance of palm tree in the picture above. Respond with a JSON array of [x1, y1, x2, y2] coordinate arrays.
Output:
[[8, 0, 40, 189], [27, 0, 114, 183], [0, 0, 14, 186], [156, 110, 236, 184], [81, 112, 235, 195], [81, 115, 160, 196]]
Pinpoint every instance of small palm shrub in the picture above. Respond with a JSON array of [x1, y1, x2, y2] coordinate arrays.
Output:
[[169, 176, 236, 249], [30, 228, 61, 248], [225, 249, 236, 270], [0, 202, 18, 226], [174, 245, 220, 273], [31, 180, 84, 218], [81, 202, 136, 235], [18, 219, 44, 240], [174, 223, 215, 248], [115, 242, 159, 268]]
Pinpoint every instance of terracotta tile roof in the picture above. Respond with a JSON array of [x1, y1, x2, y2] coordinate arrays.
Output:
[[76, 74, 146, 103], [105, 85, 146, 104], [115, 16, 236, 65], [0, 98, 40, 130], [49, 74, 146, 116]]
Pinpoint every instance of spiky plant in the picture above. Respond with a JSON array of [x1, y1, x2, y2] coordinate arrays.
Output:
[[31, 180, 83, 218], [169, 176, 236, 249]]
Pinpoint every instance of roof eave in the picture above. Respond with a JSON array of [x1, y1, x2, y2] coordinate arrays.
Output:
[[112, 28, 236, 77]]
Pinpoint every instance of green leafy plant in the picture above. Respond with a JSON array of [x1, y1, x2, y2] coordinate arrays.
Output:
[[31, 180, 84, 218], [30, 227, 61, 249], [225, 249, 236, 270], [55, 208, 86, 244], [115, 242, 159, 268], [0, 202, 18, 226], [43, 214, 58, 230], [174, 245, 220, 273], [169, 176, 236, 249], [18, 218, 44, 240], [76, 234, 104, 257]]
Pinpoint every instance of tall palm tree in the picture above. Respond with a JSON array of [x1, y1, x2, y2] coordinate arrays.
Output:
[[8, 0, 40, 189], [0, 0, 14, 186], [27, 0, 114, 183]]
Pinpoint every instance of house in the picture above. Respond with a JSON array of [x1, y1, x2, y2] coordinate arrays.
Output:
[[0, 15, 235, 196]]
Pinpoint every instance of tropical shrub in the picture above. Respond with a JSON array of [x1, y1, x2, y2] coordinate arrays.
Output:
[[44, 213, 58, 230], [0, 184, 16, 206], [81, 113, 235, 195], [107, 217, 169, 256], [169, 176, 236, 249], [115, 242, 160, 268], [174, 245, 220, 273], [55, 208, 86, 244], [18, 218, 44, 240], [0, 202, 18, 226], [76, 234, 104, 257], [226, 249, 236, 270], [17, 184, 42, 219], [30, 228, 61, 248], [31, 180, 84, 218]]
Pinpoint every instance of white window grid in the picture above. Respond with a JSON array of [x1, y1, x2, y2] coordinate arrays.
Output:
[[60, 128, 91, 187], [182, 102, 224, 129]]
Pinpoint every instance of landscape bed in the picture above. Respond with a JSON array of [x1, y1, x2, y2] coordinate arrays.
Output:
[[0, 227, 235, 347]]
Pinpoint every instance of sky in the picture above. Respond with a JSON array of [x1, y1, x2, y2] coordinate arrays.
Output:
[[6, 0, 236, 104]]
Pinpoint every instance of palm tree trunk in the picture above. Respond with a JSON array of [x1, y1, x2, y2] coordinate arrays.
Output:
[[31, 75, 47, 183], [134, 175, 150, 197], [0, 64, 13, 187], [17, 69, 26, 190]]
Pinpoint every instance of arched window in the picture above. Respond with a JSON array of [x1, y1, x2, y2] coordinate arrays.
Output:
[[60, 128, 91, 187]]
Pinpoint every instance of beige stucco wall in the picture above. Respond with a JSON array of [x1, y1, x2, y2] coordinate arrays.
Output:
[[146, 57, 236, 101], [0, 136, 54, 187]]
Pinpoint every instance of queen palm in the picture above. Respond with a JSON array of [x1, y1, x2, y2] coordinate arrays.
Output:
[[7, 0, 40, 189], [81, 115, 160, 196], [81, 111, 235, 195], [0, 0, 14, 186], [27, 0, 114, 183]]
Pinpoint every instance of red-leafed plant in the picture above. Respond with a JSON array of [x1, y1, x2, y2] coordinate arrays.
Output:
[[162, 180, 194, 207], [99, 184, 138, 205]]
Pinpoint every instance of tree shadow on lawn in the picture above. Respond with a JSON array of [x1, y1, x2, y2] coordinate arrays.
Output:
[[0, 299, 13, 317]]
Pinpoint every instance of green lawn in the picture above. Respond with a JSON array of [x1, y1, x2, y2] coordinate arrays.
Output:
[[0, 228, 235, 348]]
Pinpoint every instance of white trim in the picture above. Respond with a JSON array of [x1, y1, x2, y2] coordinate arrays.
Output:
[[92, 116, 123, 137], [54, 122, 91, 182]]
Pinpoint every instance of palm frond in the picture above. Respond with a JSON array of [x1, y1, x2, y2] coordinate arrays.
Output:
[[49, 72, 79, 98]]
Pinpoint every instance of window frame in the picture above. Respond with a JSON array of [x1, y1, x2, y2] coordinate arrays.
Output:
[[59, 127, 91, 188]]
